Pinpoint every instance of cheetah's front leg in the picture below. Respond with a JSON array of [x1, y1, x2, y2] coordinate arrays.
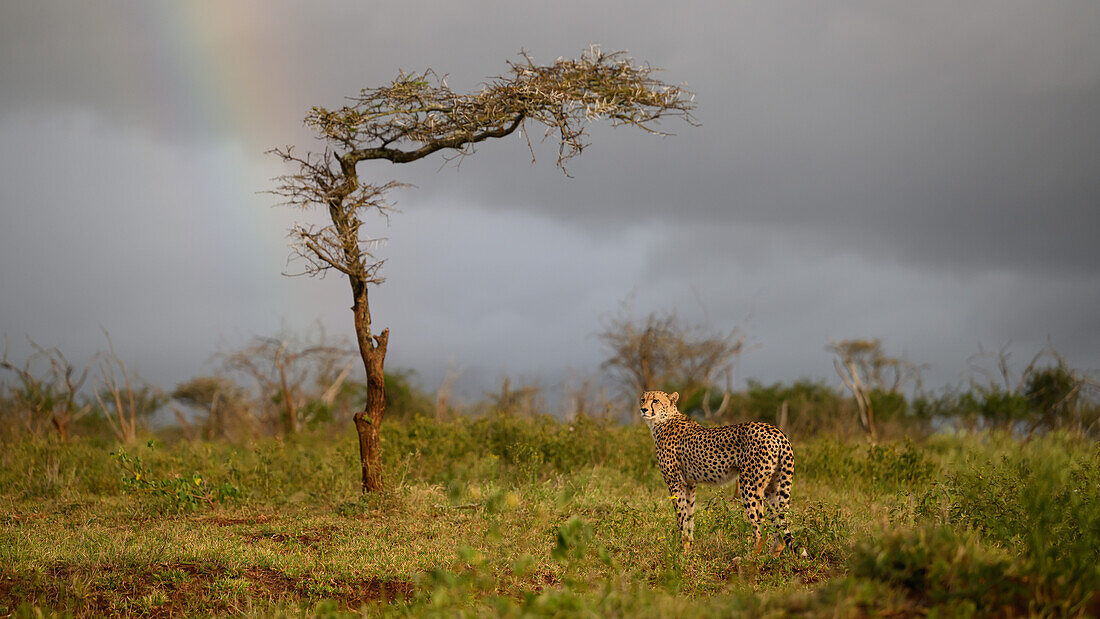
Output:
[[669, 482, 696, 552]]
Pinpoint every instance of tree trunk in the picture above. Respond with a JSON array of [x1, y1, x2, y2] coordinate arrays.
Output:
[[277, 357, 298, 435], [354, 329, 387, 493], [51, 415, 69, 442], [835, 359, 877, 444], [351, 277, 388, 493]]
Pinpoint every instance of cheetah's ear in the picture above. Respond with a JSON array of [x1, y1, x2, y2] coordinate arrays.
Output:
[[669, 392, 679, 407]]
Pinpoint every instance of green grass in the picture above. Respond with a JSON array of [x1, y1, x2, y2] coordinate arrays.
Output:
[[1, 416, 1098, 617]]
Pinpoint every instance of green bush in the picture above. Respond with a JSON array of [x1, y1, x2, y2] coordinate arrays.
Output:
[[867, 389, 907, 422], [851, 526, 1028, 613], [726, 379, 847, 428], [863, 440, 933, 490], [112, 444, 241, 513], [793, 500, 852, 563], [384, 412, 659, 487], [916, 435, 1100, 615], [382, 371, 434, 420], [799, 439, 933, 494], [798, 440, 860, 482]]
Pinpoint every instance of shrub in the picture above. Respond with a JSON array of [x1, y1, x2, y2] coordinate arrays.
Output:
[[916, 436, 1100, 614], [850, 526, 1028, 613], [111, 444, 240, 512], [863, 440, 933, 490]]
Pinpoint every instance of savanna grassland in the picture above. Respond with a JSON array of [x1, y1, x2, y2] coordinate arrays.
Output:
[[2, 414, 1098, 617]]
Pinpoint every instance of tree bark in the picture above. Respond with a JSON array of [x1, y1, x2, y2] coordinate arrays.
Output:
[[351, 279, 388, 493]]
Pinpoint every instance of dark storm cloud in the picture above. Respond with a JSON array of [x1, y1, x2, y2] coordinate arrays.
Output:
[[1, 1, 1098, 394], [3, 1, 1096, 276], [402, 2, 1100, 278]]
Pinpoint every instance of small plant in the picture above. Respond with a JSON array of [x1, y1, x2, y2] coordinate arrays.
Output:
[[552, 516, 594, 562], [111, 443, 240, 512]]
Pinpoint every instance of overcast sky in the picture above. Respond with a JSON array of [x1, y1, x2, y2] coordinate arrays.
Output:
[[1, 1, 1098, 406]]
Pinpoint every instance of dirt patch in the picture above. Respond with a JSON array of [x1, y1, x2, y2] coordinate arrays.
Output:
[[246, 524, 337, 548], [524, 569, 561, 593], [201, 514, 275, 526], [0, 562, 413, 617]]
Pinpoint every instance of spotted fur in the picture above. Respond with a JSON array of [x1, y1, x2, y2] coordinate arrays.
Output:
[[640, 389, 807, 557]]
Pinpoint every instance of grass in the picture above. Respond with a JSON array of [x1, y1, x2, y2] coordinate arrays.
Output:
[[1, 415, 1098, 617]]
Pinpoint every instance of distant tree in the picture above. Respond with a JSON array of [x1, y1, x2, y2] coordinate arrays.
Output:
[[485, 376, 543, 417], [966, 341, 1097, 435], [828, 338, 924, 442], [730, 379, 847, 432], [218, 329, 353, 436], [827, 338, 924, 394], [93, 333, 163, 444], [269, 46, 695, 492], [599, 307, 745, 415], [1, 337, 90, 441], [172, 375, 257, 441]]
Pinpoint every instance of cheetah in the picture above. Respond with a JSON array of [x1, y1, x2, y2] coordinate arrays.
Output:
[[640, 389, 807, 557]]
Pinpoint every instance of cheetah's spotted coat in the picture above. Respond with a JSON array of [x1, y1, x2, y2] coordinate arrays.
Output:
[[640, 389, 807, 557]]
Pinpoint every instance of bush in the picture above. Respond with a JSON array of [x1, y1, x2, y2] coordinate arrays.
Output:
[[112, 444, 241, 513], [863, 440, 933, 490], [381, 371, 434, 420], [851, 526, 1028, 613], [384, 413, 659, 487], [727, 379, 847, 429], [915, 435, 1100, 614], [867, 389, 907, 422], [800, 439, 933, 493]]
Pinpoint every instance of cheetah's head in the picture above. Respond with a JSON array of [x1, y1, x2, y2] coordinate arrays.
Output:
[[639, 390, 680, 426]]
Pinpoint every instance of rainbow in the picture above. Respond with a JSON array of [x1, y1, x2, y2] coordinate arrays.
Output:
[[131, 5, 294, 279], [135, 4, 284, 143]]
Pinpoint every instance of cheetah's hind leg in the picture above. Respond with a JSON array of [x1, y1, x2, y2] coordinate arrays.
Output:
[[738, 471, 767, 557], [765, 465, 807, 558]]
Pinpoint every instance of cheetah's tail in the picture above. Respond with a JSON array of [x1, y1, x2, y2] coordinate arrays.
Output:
[[783, 532, 809, 558]]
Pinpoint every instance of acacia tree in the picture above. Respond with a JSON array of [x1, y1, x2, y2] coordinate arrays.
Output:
[[270, 47, 695, 492]]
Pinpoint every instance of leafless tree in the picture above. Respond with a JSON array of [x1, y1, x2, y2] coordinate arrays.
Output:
[[268, 46, 695, 492], [966, 343, 1045, 396], [701, 369, 735, 421], [564, 370, 613, 421], [830, 348, 876, 443], [219, 329, 353, 436], [827, 338, 924, 442], [828, 338, 924, 394], [599, 307, 745, 412], [1, 336, 90, 441], [94, 333, 162, 444], [434, 364, 464, 422]]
